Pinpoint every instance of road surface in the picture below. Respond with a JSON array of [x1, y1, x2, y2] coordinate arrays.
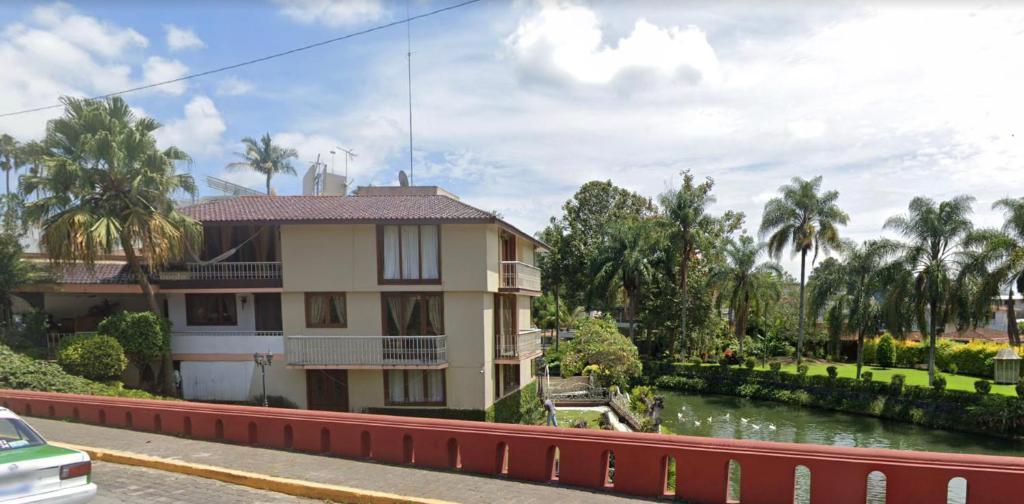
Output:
[[91, 461, 319, 503]]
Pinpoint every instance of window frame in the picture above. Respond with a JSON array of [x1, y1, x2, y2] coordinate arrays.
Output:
[[376, 224, 442, 285], [304, 292, 348, 329], [380, 293, 445, 336], [185, 293, 237, 326], [383, 369, 447, 406]]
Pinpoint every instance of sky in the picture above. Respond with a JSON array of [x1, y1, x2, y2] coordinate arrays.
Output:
[[1, 0, 1023, 276]]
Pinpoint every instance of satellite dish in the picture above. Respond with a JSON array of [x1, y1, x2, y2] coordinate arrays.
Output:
[[398, 170, 410, 187]]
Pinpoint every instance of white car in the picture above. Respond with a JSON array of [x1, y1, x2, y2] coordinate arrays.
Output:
[[0, 407, 96, 503]]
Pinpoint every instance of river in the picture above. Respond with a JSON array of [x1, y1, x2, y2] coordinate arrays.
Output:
[[656, 391, 1024, 503]]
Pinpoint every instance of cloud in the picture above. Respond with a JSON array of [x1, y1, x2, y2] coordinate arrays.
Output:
[[30, 2, 147, 58], [142, 56, 189, 95], [273, 0, 386, 27], [215, 76, 254, 96], [165, 24, 204, 51], [154, 96, 226, 155]]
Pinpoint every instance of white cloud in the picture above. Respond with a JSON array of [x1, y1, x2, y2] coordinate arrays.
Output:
[[30, 2, 147, 58], [165, 24, 204, 51], [142, 56, 189, 95], [154, 96, 226, 155], [215, 76, 254, 96], [274, 0, 385, 27]]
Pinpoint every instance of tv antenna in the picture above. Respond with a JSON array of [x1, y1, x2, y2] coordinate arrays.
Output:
[[335, 147, 357, 180]]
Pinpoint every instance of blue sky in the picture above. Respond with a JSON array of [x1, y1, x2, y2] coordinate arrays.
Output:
[[1, 1, 1023, 275]]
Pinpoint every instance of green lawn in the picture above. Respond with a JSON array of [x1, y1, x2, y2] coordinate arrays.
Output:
[[555, 408, 603, 427], [769, 362, 1019, 396]]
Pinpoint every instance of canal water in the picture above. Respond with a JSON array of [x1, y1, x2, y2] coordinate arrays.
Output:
[[656, 391, 1024, 503]]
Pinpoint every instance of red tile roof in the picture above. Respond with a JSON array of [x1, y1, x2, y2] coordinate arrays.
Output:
[[180, 195, 497, 223]]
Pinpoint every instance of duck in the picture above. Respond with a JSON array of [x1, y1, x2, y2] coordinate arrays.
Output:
[[724, 413, 731, 420], [677, 412, 684, 420], [740, 417, 749, 424], [768, 423, 777, 431], [693, 420, 702, 427]]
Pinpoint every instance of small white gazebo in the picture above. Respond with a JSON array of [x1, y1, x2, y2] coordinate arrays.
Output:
[[993, 347, 1021, 385]]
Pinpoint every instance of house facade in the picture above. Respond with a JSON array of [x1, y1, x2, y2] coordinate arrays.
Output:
[[18, 186, 545, 414]]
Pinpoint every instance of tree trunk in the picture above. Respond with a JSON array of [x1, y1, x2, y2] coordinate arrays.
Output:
[[856, 329, 864, 380], [679, 253, 690, 358], [553, 285, 560, 352], [928, 298, 938, 386], [266, 173, 272, 195], [627, 288, 635, 341], [1007, 290, 1020, 347], [737, 291, 749, 357], [796, 249, 808, 366], [121, 233, 175, 395]]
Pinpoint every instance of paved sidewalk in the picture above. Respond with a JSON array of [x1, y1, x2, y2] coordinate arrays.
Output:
[[92, 461, 322, 503], [28, 417, 644, 504]]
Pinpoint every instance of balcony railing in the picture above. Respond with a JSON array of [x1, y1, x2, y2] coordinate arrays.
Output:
[[495, 328, 542, 360], [171, 330, 284, 355], [158, 262, 282, 281], [285, 335, 447, 368], [500, 261, 541, 291]]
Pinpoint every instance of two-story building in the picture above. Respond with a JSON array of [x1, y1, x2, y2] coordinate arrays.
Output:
[[17, 186, 545, 414]]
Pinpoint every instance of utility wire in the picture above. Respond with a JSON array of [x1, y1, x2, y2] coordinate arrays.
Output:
[[0, 0, 484, 118]]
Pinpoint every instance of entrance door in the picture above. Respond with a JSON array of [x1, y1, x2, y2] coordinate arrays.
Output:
[[254, 293, 282, 332], [306, 370, 349, 411]]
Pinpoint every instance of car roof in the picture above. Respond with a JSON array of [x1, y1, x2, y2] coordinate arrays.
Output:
[[0, 407, 21, 420]]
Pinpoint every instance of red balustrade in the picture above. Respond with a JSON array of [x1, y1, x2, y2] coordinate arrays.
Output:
[[1, 390, 1021, 503]]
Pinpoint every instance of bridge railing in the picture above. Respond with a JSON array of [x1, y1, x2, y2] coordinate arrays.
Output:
[[0, 389, 1020, 503]]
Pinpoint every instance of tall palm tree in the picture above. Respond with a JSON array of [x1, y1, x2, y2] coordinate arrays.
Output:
[[0, 134, 26, 198], [961, 197, 1024, 347], [227, 133, 298, 194], [759, 176, 848, 365], [711, 234, 784, 356], [884, 195, 974, 384], [660, 171, 716, 356], [21, 96, 202, 392], [591, 218, 661, 340]]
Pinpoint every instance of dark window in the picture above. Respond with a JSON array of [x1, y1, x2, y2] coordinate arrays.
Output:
[[381, 293, 444, 336], [378, 225, 440, 283], [185, 294, 237, 326], [385, 369, 446, 405], [305, 293, 347, 328]]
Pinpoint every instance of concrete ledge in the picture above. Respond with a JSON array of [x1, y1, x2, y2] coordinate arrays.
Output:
[[52, 442, 454, 504]]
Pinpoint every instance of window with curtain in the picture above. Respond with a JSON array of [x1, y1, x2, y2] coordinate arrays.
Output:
[[378, 225, 440, 282], [381, 294, 444, 336], [185, 294, 237, 326], [385, 369, 445, 405], [305, 293, 347, 328]]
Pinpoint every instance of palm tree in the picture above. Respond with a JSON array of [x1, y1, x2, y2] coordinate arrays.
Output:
[[759, 176, 848, 365], [21, 96, 202, 392], [227, 133, 298, 194], [660, 171, 716, 356], [591, 218, 661, 340], [711, 234, 784, 356], [961, 197, 1024, 347], [884, 196, 974, 384], [538, 217, 570, 350], [0, 134, 26, 199]]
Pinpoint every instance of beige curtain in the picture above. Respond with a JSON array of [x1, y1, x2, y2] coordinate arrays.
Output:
[[426, 370, 444, 402], [331, 295, 346, 326], [383, 226, 400, 279], [388, 370, 405, 403], [421, 225, 439, 279], [400, 226, 420, 279], [386, 297, 403, 334], [310, 295, 326, 325], [427, 296, 443, 335], [407, 370, 425, 402]]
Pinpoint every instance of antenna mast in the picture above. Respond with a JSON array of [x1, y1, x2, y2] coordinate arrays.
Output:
[[406, 0, 414, 185]]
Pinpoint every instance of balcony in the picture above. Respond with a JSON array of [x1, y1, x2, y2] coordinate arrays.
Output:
[[157, 262, 282, 289], [285, 335, 448, 369], [170, 330, 284, 355], [499, 261, 541, 294], [495, 328, 542, 362]]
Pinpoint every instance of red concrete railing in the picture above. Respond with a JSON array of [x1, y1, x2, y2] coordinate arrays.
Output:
[[2, 390, 1022, 503]]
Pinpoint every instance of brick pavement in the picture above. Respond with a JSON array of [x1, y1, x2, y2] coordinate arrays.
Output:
[[27, 417, 647, 504]]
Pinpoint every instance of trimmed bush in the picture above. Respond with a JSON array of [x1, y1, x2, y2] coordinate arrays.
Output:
[[486, 381, 543, 424], [862, 338, 878, 365], [769, 361, 782, 372], [877, 334, 896, 368], [974, 380, 992, 395], [1016, 382, 1024, 398], [98, 311, 170, 370], [797, 364, 809, 376], [932, 374, 947, 392], [0, 344, 160, 400], [860, 370, 873, 382], [718, 357, 730, 368], [948, 363, 959, 375], [826, 366, 838, 379], [687, 356, 702, 367], [744, 357, 756, 370], [890, 374, 906, 394], [57, 335, 127, 381], [560, 318, 641, 387]]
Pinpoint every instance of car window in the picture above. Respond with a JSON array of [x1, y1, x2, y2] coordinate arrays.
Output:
[[0, 418, 44, 451]]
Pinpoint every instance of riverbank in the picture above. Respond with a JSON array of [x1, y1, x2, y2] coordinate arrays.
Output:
[[653, 365, 1024, 440]]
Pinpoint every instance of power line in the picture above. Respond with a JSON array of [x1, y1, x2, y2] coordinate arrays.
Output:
[[0, 0, 484, 119]]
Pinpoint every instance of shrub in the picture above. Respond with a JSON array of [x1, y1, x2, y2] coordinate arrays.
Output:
[[876, 334, 896, 368], [560, 318, 641, 387], [769, 361, 782, 372], [718, 357, 730, 368], [797, 364, 809, 376], [1016, 382, 1024, 398], [860, 370, 873, 382], [486, 381, 543, 424], [932, 374, 947, 392], [862, 338, 878, 365], [629, 385, 654, 416], [582, 364, 602, 377], [890, 374, 905, 394], [826, 366, 838, 379], [974, 380, 992, 395], [948, 363, 958, 375], [744, 357, 756, 370], [947, 340, 1005, 378], [0, 344, 161, 400], [97, 311, 170, 370], [57, 335, 127, 381], [687, 356, 703, 367]]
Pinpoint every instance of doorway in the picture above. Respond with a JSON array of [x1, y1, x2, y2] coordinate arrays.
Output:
[[254, 293, 282, 331], [306, 370, 349, 411]]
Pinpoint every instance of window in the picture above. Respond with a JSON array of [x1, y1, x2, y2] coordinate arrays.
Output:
[[381, 293, 444, 336], [378, 224, 440, 283], [0, 418, 44, 451], [305, 293, 347, 328], [385, 369, 446, 405], [499, 364, 521, 398], [185, 294, 237, 326]]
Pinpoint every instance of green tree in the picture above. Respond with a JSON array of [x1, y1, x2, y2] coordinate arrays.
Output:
[[0, 233, 35, 332], [590, 218, 662, 340], [710, 234, 783, 356], [561, 317, 641, 387], [226, 133, 298, 195], [962, 197, 1024, 347], [537, 217, 571, 350], [21, 96, 201, 393], [884, 195, 974, 385], [98, 311, 170, 376], [0, 134, 26, 200], [660, 171, 717, 356], [759, 176, 849, 365]]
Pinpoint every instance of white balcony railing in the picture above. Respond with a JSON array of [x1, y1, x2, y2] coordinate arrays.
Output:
[[495, 328, 542, 360], [500, 261, 541, 291], [158, 262, 282, 281], [171, 330, 284, 355], [285, 335, 447, 368]]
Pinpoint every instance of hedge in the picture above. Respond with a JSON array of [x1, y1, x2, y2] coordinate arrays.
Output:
[[57, 334, 127, 381], [364, 407, 486, 421], [857, 336, 1014, 379], [654, 366, 1024, 439], [486, 381, 544, 424], [0, 344, 162, 400]]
